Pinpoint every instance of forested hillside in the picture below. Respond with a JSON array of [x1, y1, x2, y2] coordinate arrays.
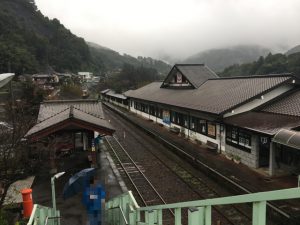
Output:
[[88, 42, 171, 75], [220, 52, 300, 77], [0, 0, 93, 74], [0, 0, 170, 77]]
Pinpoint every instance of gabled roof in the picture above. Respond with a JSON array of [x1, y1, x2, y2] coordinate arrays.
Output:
[[161, 64, 218, 89], [262, 89, 300, 117], [26, 100, 114, 140], [37, 99, 105, 122], [125, 75, 293, 115]]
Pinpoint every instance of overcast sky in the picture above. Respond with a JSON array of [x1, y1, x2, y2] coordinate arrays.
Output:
[[35, 0, 300, 60]]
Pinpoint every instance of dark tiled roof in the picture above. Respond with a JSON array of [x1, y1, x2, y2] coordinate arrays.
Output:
[[125, 75, 292, 115], [262, 89, 300, 117], [176, 64, 218, 88], [38, 100, 104, 122], [223, 112, 300, 135], [26, 106, 114, 137]]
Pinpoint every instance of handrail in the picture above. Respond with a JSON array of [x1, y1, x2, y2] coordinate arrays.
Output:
[[27, 204, 60, 225], [106, 188, 300, 225]]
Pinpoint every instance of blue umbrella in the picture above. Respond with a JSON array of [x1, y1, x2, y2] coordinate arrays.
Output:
[[63, 168, 96, 200]]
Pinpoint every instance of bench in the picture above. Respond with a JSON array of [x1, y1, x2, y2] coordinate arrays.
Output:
[[169, 126, 180, 134], [206, 140, 218, 151]]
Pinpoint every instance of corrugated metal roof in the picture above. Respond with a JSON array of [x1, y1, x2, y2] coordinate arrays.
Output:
[[126, 75, 292, 115], [38, 100, 104, 122], [223, 112, 300, 135], [262, 89, 300, 117], [176, 64, 218, 88], [273, 129, 300, 149]]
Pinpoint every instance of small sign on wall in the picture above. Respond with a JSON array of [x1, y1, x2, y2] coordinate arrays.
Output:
[[176, 72, 182, 83], [162, 110, 170, 125]]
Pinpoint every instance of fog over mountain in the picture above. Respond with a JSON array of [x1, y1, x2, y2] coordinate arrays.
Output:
[[35, 0, 300, 61]]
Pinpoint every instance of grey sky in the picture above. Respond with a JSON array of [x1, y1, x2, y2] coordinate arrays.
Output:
[[35, 0, 300, 59]]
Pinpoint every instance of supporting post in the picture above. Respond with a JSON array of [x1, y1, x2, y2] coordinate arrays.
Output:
[[269, 142, 276, 177], [252, 201, 266, 225]]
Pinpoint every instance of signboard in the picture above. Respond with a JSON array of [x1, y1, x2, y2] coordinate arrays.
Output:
[[162, 110, 170, 124], [207, 123, 216, 137]]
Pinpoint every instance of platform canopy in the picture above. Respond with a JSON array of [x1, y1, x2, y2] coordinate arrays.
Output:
[[25, 100, 115, 141], [273, 129, 300, 150]]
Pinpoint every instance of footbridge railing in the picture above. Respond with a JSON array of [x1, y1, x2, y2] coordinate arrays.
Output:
[[27, 204, 60, 225], [105, 188, 300, 225]]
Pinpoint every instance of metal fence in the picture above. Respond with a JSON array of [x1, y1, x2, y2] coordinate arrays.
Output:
[[105, 188, 300, 225]]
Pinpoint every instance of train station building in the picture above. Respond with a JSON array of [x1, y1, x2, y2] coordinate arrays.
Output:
[[101, 64, 300, 177]]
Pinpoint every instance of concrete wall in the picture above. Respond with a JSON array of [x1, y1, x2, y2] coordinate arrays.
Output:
[[225, 135, 259, 168]]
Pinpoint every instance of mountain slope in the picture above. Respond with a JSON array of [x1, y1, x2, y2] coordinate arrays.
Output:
[[0, 0, 92, 74], [220, 52, 300, 78], [88, 42, 171, 75], [286, 45, 300, 56], [184, 45, 270, 72]]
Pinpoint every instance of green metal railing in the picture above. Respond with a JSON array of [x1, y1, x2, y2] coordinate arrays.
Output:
[[27, 204, 60, 225], [106, 188, 300, 225]]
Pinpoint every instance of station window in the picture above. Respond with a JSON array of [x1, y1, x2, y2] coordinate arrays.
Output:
[[226, 126, 251, 152], [190, 116, 197, 131], [198, 120, 207, 134]]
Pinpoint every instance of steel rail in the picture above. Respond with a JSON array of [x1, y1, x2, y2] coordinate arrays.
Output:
[[105, 135, 175, 216]]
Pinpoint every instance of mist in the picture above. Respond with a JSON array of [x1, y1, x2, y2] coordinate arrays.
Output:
[[35, 0, 300, 60]]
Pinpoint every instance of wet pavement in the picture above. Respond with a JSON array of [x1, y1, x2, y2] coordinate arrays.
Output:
[[32, 145, 124, 225]]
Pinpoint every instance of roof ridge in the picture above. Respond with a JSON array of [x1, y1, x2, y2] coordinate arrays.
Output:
[[72, 105, 103, 119], [208, 73, 293, 80], [38, 106, 70, 123], [175, 63, 205, 66]]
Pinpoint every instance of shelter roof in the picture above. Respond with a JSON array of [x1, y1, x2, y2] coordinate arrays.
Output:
[[223, 112, 300, 135], [125, 75, 293, 115], [37, 99, 105, 122], [273, 129, 300, 150], [100, 89, 111, 94], [26, 100, 114, 140], [105, 90, 127, 100]]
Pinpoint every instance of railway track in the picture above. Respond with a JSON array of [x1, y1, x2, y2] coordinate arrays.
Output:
[[104, 109, 256, 225], [103, 102, 291, 224]]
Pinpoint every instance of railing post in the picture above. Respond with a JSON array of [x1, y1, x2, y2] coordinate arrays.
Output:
[[137, 210, 141, 224], [148, 210, 155, 225], [157, 209, 163, 225], [175, 208, 181, 225], [129, 208, 136, 225], [204, 206, 211, 225], [252, 201, 266, 225], [188, 207, 200, 225]]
